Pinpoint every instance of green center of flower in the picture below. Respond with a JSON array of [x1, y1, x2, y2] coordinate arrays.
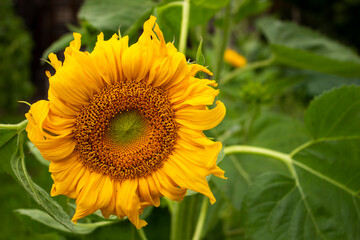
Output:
[[107, 110, 148, 146], [74, 81, 177, 181]]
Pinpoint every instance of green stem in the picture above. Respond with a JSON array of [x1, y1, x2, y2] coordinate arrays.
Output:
[[224, 145, 293, 171], [221, 55, 275, 85], [170, 195, 199, 240], [170, 202, 180, 240], [137, 228, 148, 240], [179, 0, 190, 54], [192, 196, 209, 240], [0, 119, 28, 130], [214, 3, 231, 83], [243, 104, 259, 143]]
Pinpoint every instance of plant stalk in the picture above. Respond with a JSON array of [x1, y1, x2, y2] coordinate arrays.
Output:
[[179, 0, 190, 54], [192, 196, 209, 240], [214, 3, 232, 83], [137, 228, 148, 240]]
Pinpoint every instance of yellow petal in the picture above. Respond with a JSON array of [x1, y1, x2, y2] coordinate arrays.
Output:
[[163, 158, 216, 204], [175, 101, 226, 130], [72, 173, 105, 222], [138, 177, 161, 207], [115, 180, 148, 229], [152, 170, 187, 201]]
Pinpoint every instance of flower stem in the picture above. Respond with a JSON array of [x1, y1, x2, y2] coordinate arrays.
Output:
[[214, 3, 231, 83], [224, 145, 291, 166], [170, 195, 199, 240], [137, 228, 148, 240], [0, 119, 28, 130], [221, 55, 275, 85], [179, 0, 190, 54], [170, 201, 180, 240], [192, 196, 209, 240]]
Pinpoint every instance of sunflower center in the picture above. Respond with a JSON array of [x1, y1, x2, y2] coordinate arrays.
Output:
[[107, 110, 148, 146], [73, 81, 177, 181]]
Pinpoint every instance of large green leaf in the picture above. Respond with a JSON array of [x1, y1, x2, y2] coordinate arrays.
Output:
[[78, 0, 154, 32], [249, 113, 311, 153], [0, 121, 80, 233], [305, 86, 360, 139], [257, 17, 360, 77], [10, 130, 78, 233], [239, 86, 360, 239], [16, 209, 117, 234], [0, 127, 18, 175], [242, 173, 317, 239], [214, 113, 309, 210]]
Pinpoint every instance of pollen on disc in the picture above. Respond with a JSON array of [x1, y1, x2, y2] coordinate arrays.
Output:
[[73, 81, 177, 181]]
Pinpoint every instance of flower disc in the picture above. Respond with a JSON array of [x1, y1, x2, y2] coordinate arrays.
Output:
[[74, 81, 177, 180]]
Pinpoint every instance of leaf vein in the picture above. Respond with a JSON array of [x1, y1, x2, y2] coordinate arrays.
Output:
[[292, 160, 358, 197]]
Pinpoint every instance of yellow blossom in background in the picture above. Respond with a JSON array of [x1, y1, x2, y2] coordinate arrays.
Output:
[[25, 16, 226, 229], [224, 48, 247, 68]]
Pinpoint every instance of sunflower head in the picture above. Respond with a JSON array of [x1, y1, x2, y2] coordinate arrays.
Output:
[[25, 16, 226, 228]]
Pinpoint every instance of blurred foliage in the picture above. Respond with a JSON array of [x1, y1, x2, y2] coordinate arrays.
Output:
[[0, 0, 33, 115]]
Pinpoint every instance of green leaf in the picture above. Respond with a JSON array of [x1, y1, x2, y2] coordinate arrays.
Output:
[[249, 113, 311, 153], [240, 86, 360, 239], [0, 121, 27, 175], [0, 128, 18, 175], [215, 154, 289, 211], [242, 173, 317, 239], [10, 131, 77, 233], [257, 17, 360, 77], [305, 85, 360, 139], [0, 128, 18, 148], [27, 141, 49, 167], [16, 209, 117, 234], [234, 0, 271, 22], [214, 113, 309, 210], [196, 38, 205, 66], [192, 0, 230, 9], [300, 70, 360, 96], [78, 0, 155, 32], [42, 33, 74, 60]]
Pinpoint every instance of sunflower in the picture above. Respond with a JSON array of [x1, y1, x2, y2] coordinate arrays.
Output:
[[25, 16, 226, 229]]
